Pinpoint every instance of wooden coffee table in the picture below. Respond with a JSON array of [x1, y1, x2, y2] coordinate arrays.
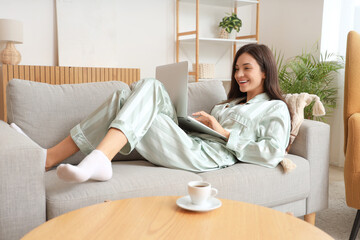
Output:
[[22, 196, 333, 239]]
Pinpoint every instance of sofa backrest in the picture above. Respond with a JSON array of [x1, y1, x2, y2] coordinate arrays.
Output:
[[187, 80, 227, 115], [6, 79, 227, 165]]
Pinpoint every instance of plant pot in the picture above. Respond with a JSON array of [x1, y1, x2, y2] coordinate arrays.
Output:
[[219, 28, 228, 39]]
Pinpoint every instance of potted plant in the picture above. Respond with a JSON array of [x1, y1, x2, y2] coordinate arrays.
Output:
[[218, 13, 242, 39], [275, 48, 344, 121]]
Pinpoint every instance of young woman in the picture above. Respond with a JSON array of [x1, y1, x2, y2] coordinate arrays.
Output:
[[11, 43, 291, 183]]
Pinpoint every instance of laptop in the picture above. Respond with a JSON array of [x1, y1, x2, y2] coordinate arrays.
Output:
[[155, 61, 227, 140]]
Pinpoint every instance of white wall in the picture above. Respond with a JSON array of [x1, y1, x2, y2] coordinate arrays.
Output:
[[0, 0, 175, 78], [56, 0, 175, 78], [0, 0, 57, 65], [259, 0, 324, 60]]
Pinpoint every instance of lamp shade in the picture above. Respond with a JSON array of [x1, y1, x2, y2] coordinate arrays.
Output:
[[0, 19, 23, 44]]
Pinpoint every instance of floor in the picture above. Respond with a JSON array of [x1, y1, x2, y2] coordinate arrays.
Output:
[[316, 165, 358, 239]]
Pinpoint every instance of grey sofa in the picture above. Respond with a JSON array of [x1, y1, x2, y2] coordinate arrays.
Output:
[[0, 79, 330, 240]]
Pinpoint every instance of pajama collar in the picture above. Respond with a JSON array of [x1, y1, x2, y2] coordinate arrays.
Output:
[[245, 92, 270, 104]]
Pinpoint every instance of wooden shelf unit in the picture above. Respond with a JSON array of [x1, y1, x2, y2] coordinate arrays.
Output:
[[179, 36, 258, 43], [176, 0, 260, 82], [180, 0, 258, 8]]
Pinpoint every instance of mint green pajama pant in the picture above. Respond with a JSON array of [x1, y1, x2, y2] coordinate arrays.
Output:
[[70, 78, 237, 172]]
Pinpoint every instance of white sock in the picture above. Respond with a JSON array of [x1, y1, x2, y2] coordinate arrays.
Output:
[[10, 123, 47, 166], [10, 123, 28, 136], [56, 150, 112, 183]]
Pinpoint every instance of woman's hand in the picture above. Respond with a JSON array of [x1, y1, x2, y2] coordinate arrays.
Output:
[[192, 111, 230, 139]]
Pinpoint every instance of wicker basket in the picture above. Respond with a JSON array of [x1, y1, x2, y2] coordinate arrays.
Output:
[[193, 63, 215, 79]]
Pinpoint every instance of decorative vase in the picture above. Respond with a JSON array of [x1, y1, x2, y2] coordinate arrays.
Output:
[[219, 28, 228, 39], [1, 42, 21, 65]]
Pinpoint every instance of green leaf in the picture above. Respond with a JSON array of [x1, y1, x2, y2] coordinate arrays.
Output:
[[219, 12, 242, 32], [274, 45, 344, 122]]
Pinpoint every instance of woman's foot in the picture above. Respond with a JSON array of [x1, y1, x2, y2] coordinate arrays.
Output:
[[10, 123, 49, 170], [56, 150, 112, 183]]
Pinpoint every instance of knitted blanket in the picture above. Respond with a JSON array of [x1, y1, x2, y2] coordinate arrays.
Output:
[[280, 93, 326, 173]]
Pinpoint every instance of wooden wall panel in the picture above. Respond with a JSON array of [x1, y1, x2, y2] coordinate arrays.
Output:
[[13, 65, 19, 79], [87, 68, 91, 83], [104, 68, 109, 82], [24, 66, 29, 80], [73, 67, 78, 84], [96, 68, 100, 83], [35, 66, 40, 82], [30, 66, 35, 81], [69, 67, 74, 84], [41, 66, 46, 83], [0, 65, 140, 122], [121, 69, 126, 84], [45, 66, 50, 84], [78, 67, 82, 84], [19, 65, 24, 79], [0, 66, 8, 121], [8, 65, 13, 82], [55, 67, 60, 85], [65, 67, 69, 84], [109, 68, 113, 81], [50, 67, 55, 85], [100, 68, 105, 82], [91, 68, 96, 82]]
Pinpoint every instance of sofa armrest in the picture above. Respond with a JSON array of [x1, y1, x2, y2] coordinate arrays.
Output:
[[289, 119, 330, 214], [0, 121, 46, 240]]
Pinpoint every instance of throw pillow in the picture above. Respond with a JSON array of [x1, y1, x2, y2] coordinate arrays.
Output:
[[7, 79, 143, 165], [187, 81, 227, 115]]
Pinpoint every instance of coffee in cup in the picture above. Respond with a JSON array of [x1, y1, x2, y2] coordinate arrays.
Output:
[[188, 181, 218, 206]]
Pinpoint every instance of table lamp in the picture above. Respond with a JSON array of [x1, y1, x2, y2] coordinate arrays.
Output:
[[0, 19, 23, 65]]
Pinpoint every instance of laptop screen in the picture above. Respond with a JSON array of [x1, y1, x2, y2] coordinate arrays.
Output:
[[155, 61, 188, 118]]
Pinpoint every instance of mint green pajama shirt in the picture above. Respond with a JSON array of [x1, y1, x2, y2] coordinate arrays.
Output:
[[70, 78, 291, 172]]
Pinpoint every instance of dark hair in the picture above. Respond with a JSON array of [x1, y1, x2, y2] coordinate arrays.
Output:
[[226, 43, 292, 151], [227, 43, 285, 103]]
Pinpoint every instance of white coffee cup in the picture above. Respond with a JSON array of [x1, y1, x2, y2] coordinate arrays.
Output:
[[188, 181, 218, 206]]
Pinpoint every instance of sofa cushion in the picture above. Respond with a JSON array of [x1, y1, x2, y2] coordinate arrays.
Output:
[[199, 154, 310, 208], [45, 160, 201, 219], [187, 80, 227, 115], [6, 79, 142, 165], [46, 155, 309, 219]]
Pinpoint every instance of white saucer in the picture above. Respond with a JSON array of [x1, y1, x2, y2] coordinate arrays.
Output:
[[176, 196, 222, 212]]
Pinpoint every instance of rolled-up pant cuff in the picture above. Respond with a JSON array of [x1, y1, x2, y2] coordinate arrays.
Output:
[[70, 124, 96, 155], [109, 119, 137, 155]]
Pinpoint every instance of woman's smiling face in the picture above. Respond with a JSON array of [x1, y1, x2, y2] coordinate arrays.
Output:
[[234, 52, 265, 101]]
